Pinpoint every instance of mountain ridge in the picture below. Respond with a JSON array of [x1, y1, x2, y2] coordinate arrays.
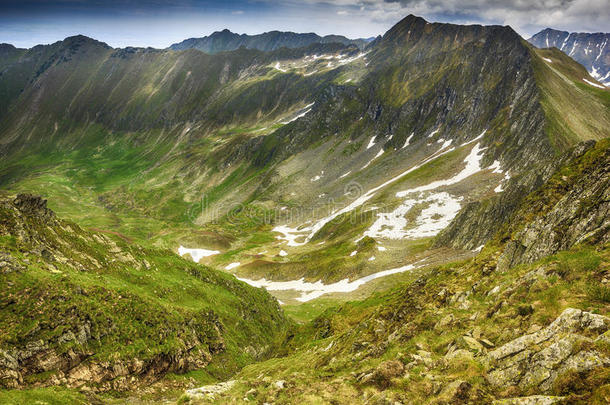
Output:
[[168, 28, 371, 53], [528, 27, 610, 85]]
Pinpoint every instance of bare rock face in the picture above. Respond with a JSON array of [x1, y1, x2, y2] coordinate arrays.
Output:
[[498, 146, 610, 271], [486, 308, 610, 392], [12, 193, 56, 222]]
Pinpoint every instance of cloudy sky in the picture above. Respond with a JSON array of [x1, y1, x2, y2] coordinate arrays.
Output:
[[1, 0, 609, 48]]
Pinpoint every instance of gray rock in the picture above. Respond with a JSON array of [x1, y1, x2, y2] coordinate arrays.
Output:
[[492, 395, 565, 405], [486, 308, 610, 392]]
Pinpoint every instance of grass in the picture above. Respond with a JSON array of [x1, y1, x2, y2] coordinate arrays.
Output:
[[531, 47, 610, 151], [0, 197, 289, 391], [0, 387, 90, 405]]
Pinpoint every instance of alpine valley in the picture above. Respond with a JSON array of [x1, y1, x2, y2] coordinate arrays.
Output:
[[0, 14, 609, 405]]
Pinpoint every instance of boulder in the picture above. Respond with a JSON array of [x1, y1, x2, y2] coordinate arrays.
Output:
[[437, 380, 472, 403], [486, 308, 610, 392]]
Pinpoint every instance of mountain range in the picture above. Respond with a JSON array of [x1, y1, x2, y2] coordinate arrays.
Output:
[[529, 28, 610, 86], [0, 14, 608, 404], [169, 29, 372, 53]]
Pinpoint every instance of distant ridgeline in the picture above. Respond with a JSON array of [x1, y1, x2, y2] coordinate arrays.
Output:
[[529, 28, 610, 85], [169, 29, 373, 53]]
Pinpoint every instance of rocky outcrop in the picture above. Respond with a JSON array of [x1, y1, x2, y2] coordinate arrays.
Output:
[[12, 194, 56, 222], [185, 380, 237, 400], [435, 141, 599, 251], [486, 308, 610, 393], [0, 310, 225, 391], [497, 142, 609, 270]]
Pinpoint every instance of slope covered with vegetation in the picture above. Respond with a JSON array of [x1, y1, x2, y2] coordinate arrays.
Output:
[[179, 139, 610, 405], [0, 193, 288, 399]]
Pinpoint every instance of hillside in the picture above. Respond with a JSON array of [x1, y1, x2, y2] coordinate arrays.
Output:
[[0, 193, 288, 397], [529, 28, 610, 86], [178, 139, 610, 404], [168, 29, 370, 53]]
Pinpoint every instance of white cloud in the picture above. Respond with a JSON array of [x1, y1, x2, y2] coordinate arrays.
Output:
[[270, 0, 610, 37]]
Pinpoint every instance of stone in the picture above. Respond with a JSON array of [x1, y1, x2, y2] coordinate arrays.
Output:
[[492, 396, 565, 405], [459, 336, 485, 353], [434, 314, 455, 331], [486, 308, 610, 392], [437, 380, 472, 403], [488, 286, 501, 295], [361, 360, 405, 389], [479, 338, 495, 349], [444, 349, 474, 362]]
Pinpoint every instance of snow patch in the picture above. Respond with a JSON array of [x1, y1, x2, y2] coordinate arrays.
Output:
[[361, 149, 384, 170], [279, 250, 288, 257], [428, 128, 440, 138], [237, 262, 419, 302], [363, 192, 462, 239], [282, 102, 315, 124], [225, 262, 241, 270], [274, 62, 287, 73], [366, 136, 377, 149], [542, 57, 552, 63], [583, 78, 606, 89], [178, 246, 220, 262], [488, 160, 510, 193], [403, 132, 414, 148]]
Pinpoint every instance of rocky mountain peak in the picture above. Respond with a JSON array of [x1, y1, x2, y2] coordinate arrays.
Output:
[[61, 34, 111, 50], [529, 27, 610, 85], [382, 14, 428, 42]]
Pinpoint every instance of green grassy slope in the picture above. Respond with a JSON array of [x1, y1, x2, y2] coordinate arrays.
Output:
[[532, 47, 610, 151], [0, 194, 289, 394]]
